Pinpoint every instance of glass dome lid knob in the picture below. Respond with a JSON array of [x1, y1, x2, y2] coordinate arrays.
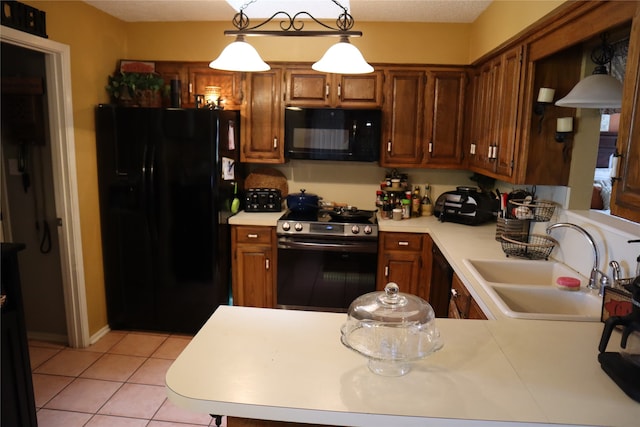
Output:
[[378, 282, 408, 307]]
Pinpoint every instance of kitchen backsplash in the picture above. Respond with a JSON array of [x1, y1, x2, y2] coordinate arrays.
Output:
[[262, 161, 475, 209], [253, 161, 640, 281]]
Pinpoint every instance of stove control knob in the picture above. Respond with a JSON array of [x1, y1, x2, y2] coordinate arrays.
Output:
[[363, 225, 373, 235], [281, 222, 291, 231], [294, 222, 304, 232], [351, 225, 360, 234]]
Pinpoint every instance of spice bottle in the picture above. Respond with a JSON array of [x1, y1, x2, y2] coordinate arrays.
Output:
[[411, 186, 421, 217], [422, 183, 433, 216]]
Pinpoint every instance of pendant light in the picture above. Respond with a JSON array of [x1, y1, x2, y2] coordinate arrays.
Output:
[[312, 36, 373, 74], [555, 33, 623, 109], [209, 35, 270, 72], [210, 0, 372, 74]]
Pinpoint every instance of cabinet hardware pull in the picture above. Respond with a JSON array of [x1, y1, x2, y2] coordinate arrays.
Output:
[[325, 83, 330, 98], [266, 259, 270, 270], [387, 141, 392, 152], [428, 142, 433, 153], [337, 83, 341, 98], [470, 143, 476, 155], [188, 83, 193, 94], [487, 145, 493, 159], [247, 234, 259, 238], [273, 137, 278, 149], [384, 266, 389, 276], [492, 144, 498, 159], [451, 288, 459, 298], [398, 241, 409, 246]]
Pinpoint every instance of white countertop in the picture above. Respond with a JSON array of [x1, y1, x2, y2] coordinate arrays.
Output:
[[166, 306, 640, 427]]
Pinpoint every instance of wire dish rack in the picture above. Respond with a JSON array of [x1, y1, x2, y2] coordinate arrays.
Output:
[[500, 233, 558, 260], [508, 199, 556, 222]]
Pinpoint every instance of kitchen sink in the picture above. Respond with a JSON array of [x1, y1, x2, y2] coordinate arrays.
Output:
[[463, 259, 601, 321]]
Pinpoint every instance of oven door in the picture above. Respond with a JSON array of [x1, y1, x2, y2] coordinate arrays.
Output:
[[277, 236, 378, 312]]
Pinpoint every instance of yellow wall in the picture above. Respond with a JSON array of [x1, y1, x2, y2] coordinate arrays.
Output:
[[125, 21, 471, 64], [18, 0, 567, 337], [24, 1, 127, 335], [469, 0, 567, 62]]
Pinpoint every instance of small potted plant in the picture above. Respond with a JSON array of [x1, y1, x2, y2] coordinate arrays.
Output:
[[106, 72, 167, 107]]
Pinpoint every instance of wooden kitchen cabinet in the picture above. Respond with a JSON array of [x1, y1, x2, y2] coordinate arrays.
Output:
[[467, 46, 524, 181], [188, 65, 244, 109], [424, 68, 467, 168], [231, 226, 277, 308], [284, 67, 383, 108], [380, 67, 466, 168], [449, 273, 487, 320], [241, 67, 285, 163], [377, 232, 432, 301], [154, 61, 243, 109], [611, 3, 640, 224]]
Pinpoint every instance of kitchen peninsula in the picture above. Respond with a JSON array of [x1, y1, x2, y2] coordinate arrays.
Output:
[[166, 213, 640, 427]]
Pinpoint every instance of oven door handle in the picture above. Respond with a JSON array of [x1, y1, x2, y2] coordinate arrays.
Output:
[[278, 239, 377, 253]]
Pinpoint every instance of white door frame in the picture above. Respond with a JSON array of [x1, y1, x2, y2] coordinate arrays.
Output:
[[1, 26, 89, 348]]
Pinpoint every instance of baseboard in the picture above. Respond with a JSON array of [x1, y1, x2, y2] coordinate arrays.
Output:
[[27, 331, 67, 344], [89, 324, 111, 345]]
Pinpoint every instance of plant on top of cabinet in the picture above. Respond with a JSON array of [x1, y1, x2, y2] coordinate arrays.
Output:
[[106, 72, 167, 107]]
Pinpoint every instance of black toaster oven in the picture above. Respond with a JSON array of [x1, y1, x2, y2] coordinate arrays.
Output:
[[434, 186, 497, 225], [245, 188, 282, 212]]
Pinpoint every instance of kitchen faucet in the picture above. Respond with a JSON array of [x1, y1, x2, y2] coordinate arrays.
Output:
[[546, 222, 607, 294]]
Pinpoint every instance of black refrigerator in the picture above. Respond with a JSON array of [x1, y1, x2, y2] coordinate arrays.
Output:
[[95, 105, 242, 333]]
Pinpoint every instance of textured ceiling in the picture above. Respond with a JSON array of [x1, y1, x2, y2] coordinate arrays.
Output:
[[83, 0, 493, 23]]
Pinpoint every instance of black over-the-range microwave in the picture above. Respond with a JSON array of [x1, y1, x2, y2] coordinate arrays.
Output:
[[284, 107, 382, 162]]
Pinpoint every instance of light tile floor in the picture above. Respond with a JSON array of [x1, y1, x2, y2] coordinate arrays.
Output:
[[30, 331, 227, 427]]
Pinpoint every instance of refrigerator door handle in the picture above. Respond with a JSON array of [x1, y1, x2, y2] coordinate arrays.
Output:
[[148, 144, 158, 242]]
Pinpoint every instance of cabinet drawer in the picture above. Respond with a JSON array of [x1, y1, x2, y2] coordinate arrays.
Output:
[[382, 233, 423, 251], [234, 226, 273, 244]]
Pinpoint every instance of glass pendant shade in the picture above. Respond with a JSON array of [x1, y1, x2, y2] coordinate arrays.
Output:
[[209, 36, 270, 72], [312, 37, 374, 74], [555, 71, 623, 109]]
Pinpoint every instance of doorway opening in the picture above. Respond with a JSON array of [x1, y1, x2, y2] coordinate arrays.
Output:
[[0, 26, 89, 348]]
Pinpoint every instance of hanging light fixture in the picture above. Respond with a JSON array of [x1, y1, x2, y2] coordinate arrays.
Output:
[[209, 35, 270, 72], [555, 33, 623, 109], [210, 0, 373, 74], [312, 35, 373, 74]]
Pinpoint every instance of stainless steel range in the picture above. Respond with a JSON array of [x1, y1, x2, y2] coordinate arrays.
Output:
[[276, 207, 378, 312]]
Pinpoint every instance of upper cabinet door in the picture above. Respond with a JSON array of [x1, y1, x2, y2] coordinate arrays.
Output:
[[611, 4, 640, 223], [336, 73, 383, 108], [284, 69, 331, 107], [188, 66, 244, 109], [380, 69, 427, 167], [242, 68, 285, 164], [493, 46, 525, 179], [284, 67, 383, 108], [424, 69, 467, 167]]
